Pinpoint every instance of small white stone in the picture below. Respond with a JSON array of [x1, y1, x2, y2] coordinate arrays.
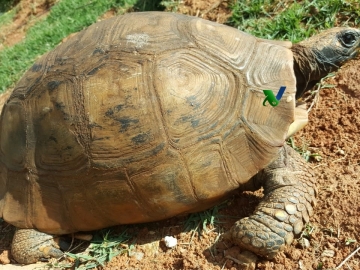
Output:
[[286, 95, 293, 102], [164, 236, 177, 248], [299, 238, 310, 249], [321, 249, 335, 257], [128, 251, 144, 261]]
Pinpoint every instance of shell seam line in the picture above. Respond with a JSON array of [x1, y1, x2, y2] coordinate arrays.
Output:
[[150, 54, 200, 203]]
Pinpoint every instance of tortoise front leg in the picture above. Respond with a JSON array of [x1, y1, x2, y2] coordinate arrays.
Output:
[[230, 144, 317, 258], [12, 229, 63, 264]]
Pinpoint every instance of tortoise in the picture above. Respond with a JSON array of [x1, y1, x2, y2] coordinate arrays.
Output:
[[0, 12, 359, 264]]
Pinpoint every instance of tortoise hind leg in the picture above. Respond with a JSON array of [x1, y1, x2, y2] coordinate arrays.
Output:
[[11, 228, 63, 264], [230, 144, 317, 258]]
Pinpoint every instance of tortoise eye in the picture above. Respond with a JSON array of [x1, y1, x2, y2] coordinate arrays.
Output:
[[339, 32, 357, 47]]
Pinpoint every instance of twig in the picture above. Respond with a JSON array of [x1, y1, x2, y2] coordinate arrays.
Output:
[[67, 234, 75, 252], [225, 255, 247, 266], [306, 72, 336, 113], [307, 84, 321, 113], [332, 155, 347, 163], [202, 0, 223, 15], [221, 259, 228, 270], [312, 162, 328, 169], [335, 87, 348, 102], [345, 262, 352, 270], [180, 223, 199, 245], [336, 246, 360, 269]]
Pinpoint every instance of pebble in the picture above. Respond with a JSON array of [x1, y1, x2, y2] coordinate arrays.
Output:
[[321, 249, 335, 257], [128, 251, 145, 261], [225, 250, 258, 270], [164, 236, 177, 248], [298, 238, 310, 249], [0, 250, 10, 264], [141, 241, 159, 257]]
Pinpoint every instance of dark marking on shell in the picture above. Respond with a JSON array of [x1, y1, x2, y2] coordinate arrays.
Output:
[[92, 136, 110, 141], [223, 121, 242, 140], [191, 119, 200, 127], [115, 117, 139, 132], [47, 81, 62, 92], [105, 104, 125, 117], [197, 132, 216, 142], [152, 143, 165, 156], [55, 57, 68, 65], [31, 64, 42, 72], [87, 67, 101, 76], [202, 160, 212, 167], [114, 104, 125, 111], [211, 138, 220, 144], [46, 65, 54, 72], [209, 121, 218, 130], [87, 63, 106, 76], [54, 102, 65, 110], [88, 122, 102, 129], [105, 108, 114, 117], [180, 115, 199, 128], [132, 133, 149, 145], [93, 48, 106, 55], [49, 135, 58, 143]]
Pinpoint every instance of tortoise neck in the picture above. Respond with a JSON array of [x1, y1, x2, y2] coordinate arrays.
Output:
[[291, 44, 335, 99]]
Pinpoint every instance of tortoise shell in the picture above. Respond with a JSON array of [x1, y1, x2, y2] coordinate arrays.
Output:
[[0, 12, 296, 234]]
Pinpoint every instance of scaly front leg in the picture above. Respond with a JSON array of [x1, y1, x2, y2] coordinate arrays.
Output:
[[230, 145, 317, 258]]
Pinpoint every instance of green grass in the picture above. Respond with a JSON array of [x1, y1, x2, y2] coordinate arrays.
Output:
[[133, 0, 165, 11], [184, 202, 227, 235], [46, 229, 131, 270], [228, 0, 360, 42], [0, 0, 17, 14], [0, 7, 16, 26], [160, 0, 180, 12]]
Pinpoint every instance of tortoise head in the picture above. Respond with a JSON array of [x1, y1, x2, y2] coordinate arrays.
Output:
[[292, 27, 360, 98]]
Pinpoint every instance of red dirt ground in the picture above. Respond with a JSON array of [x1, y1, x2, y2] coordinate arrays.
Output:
[[0, 0, 55, 49], [0, 0, 359, 269]]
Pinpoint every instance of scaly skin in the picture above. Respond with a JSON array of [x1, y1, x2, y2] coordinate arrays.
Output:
[[11, 229, 63, 264], [230, 145, 317, 258]]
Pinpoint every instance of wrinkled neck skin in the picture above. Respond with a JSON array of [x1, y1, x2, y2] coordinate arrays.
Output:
[[291, 44, 338, 99]]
